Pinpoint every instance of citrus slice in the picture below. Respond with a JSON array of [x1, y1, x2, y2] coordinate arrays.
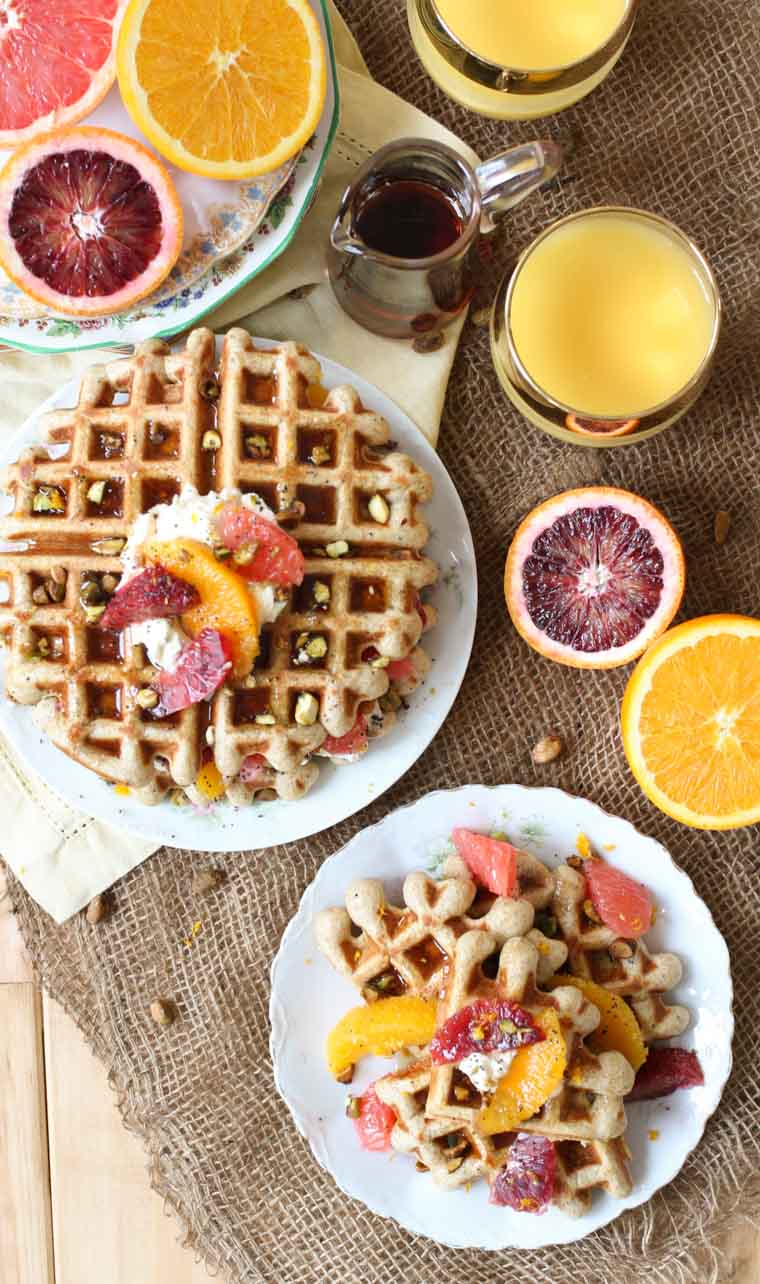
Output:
[[116, 0, 327, 179], [143, 538, 259, 679], [0, 126, 183, 316], [326, 996, 437, 1081], [565, 414, 640, 439], [478, 1007, 566, 1135], [0, 0, 126, 146], [504, 487, 685, 669], [546, 975, 647, 1071], [621, 614, 760, 829]]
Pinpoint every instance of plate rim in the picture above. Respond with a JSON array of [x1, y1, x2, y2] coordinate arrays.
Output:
[[0, 339, 478, 852], [0, 0, 341, 356], [269, 782, 735, 1250]]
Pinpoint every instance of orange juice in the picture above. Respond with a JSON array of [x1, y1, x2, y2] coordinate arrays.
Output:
[[435, 0, 628, 69], [509, 211, 716, 417]]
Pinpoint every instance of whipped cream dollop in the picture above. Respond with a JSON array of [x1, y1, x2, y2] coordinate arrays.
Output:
[[459, 1049, 518, 1094], [121, 485, 287, 669]]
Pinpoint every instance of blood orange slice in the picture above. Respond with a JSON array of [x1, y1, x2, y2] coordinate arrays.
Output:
[[0, 0, 126, 145], [0, 126, 182, 316], [504, 487, 685, 669]]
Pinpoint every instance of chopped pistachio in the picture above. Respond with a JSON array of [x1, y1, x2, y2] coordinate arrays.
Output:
[[446, 1157, 464, 1174], [345, 1095, 361, 1119], [609, 940, 633, 960], [312, 580, 331, 606], [295, 631, 310, 650], [45, 578, 66, 603], [86, 480, 107, 505], [84, 602, 106, 623], [326, 540, 349, 558], [532, 733, 563, 765], [255, 713, 276, 726], [368, 493, 390, 524], [534, 911, 558, 938], [245, 433, 269, 457], [100, 433, 122, 454], [305, 635, 327, 660], [309, 444, 331, 466], [136, 687, 159, 709], [33, 485, 65, 513], [101, 573, 119, 595], [294, 692, 319, 726], [80, 579, 103, 605], [379, 687, 402, 713], [583, 897, 602, 924], [149, 998, 176, 1027], [49, 564, 68, 585], [371, 654, 390, 669], [202, 429, 222, 451], [213, 544, 231, 560], [31, 584, 49, 606], [200, 378, 220, 401], [232, 543, 256, 566], [36, 636, 51, 656], [92, 537, 125, 556]]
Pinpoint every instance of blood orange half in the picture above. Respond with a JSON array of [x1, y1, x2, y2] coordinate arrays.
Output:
[[0, 126, 182, 316], [0, 0, 127, 146], [504, 487, 685, 669]]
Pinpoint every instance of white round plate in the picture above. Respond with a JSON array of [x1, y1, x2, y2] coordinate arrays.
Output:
[[0, 0, 339, 354], [0, 343, 477, 852], [270, 784, 734, 1250]]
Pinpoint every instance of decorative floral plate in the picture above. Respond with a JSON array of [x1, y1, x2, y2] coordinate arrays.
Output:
[[270, 784, 734, 1250], [0, 0, 339, 355], [0, 341, 477, 852]]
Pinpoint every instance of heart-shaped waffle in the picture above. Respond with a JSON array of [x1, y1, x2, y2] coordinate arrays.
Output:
[[552, 863, 689, 1042]]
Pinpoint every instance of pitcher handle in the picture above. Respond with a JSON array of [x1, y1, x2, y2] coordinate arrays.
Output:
[[475, 140, 563, 232]]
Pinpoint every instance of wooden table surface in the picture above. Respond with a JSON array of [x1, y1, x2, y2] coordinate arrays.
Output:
[[1, 869, 757, 1284]]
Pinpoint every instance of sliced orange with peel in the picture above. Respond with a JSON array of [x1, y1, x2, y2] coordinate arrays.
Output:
[[117, 0, 327, 179], [144, 538, 259, 678], [546, 975, 647, 1071], [478, 1007, 566, 1134], [622, 614, 760, 830], [326, 996, 437, 1081]]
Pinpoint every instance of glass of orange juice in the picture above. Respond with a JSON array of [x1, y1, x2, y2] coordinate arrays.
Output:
[[490, 207, 721, 447], [407, 0, 639, 120]]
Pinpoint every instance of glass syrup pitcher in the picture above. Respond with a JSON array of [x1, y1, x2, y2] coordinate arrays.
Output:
[[327, 136, 563, 340]]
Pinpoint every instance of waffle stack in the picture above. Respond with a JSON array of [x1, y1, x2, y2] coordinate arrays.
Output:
[[0, 328, 437, 805], [317, 846, 690, 1217]]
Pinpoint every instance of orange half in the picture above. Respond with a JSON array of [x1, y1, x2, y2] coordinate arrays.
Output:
[[622, 614, 760, 830]]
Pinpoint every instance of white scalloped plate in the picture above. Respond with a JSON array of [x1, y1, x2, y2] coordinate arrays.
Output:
[[270, 784, 734, 1250], [0, 343, 476, 852]]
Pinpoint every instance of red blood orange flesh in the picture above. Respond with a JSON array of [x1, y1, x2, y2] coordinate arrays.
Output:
[[504, 487, 685, 669], [490, 1134, 556, 1213], [0, 0, 126, 145], [0, 126, 183, 316]]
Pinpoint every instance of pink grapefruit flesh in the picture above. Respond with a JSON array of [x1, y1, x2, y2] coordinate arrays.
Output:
[[0, 125, 183, 316], [504, 487, 685, 669], [0, 0, 126, 146]]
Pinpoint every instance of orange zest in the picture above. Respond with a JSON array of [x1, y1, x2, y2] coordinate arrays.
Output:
[[143, 538, 258, 679], [326, 996, 437, 1081], [621, 614, 760, 829], [478, 1007, 566, 1134]]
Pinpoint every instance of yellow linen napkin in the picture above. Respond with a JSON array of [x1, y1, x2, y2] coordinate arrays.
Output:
[[0, 5, 477, 922]]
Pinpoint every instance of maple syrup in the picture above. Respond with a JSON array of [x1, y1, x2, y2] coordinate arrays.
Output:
[[354, 179, 463, 260]]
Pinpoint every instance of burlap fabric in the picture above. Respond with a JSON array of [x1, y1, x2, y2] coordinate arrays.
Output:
[[7, 0, 760, 1280]]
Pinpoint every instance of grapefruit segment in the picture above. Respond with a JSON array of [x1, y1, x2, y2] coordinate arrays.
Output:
[[452, 828, 519, 898], [0, 126, 183, 316], [621, 614, 760, 829], [215, 502, 305, 587], [350, 1082, 397, 1152], [0, 0, 126, 145], [584, 861, 653, 940], [504, 487, 685, 669]]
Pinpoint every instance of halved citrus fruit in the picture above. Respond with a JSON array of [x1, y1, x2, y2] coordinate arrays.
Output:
[[0, 0, 127, 146], [622, 614, 760, 829], [504, 487, 685, 669], [565, 414, 640, 439], [0, 126, 183, 316], [116, 0, 327, 179]]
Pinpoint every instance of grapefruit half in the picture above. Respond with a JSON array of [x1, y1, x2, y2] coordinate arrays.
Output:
[[0, 0, 127, 146], [0, 126, 183, 316], [504, 487, 685, 669]]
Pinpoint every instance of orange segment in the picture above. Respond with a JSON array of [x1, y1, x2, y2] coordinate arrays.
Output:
[[117, 0, 326, 179], [478, 1007, 566, 1134], [326, 996, 437, 1081], [546, 975, 647, 1071], [144, 538, 259, 678], [622, 614, 760, 829]]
